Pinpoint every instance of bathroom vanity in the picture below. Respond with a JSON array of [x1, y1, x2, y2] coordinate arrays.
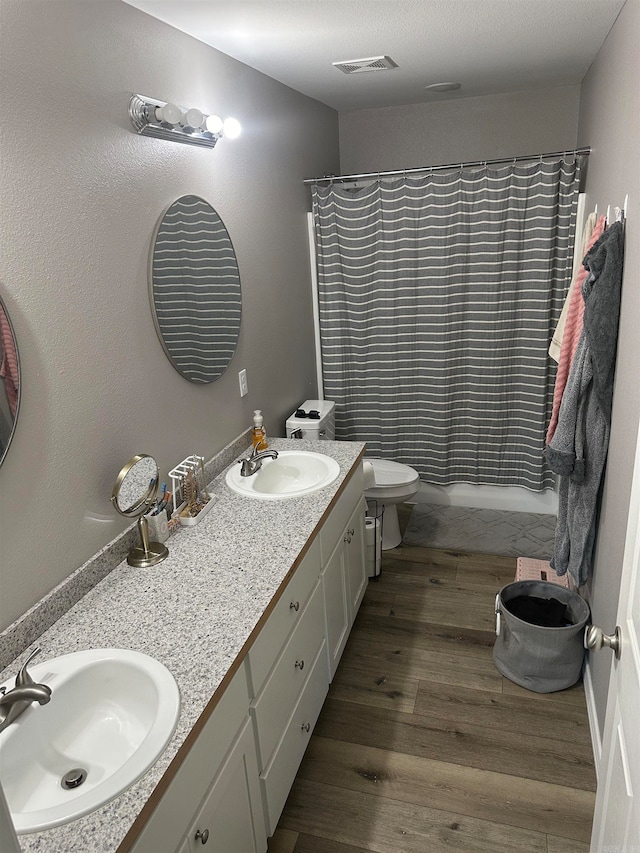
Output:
[[130, 456, 366, 853], [1, 438, 366, 852]]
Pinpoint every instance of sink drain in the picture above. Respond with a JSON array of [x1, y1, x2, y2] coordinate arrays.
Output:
[[61, 768, 87, 790]]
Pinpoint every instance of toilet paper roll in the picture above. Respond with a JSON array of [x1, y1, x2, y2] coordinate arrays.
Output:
[[362, 460, 375, 490]]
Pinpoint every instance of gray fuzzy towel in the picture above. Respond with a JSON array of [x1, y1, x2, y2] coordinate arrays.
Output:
[[546, 221, 624, 586]]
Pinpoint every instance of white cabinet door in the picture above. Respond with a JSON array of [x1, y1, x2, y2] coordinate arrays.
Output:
[[345, 496, 367, 624], [130, 666, 264, 853], [186, 717, 266, 853], [321, 538, 350, 681]]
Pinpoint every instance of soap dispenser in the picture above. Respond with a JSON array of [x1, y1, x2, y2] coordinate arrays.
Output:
[[252, 410, 269, 451]]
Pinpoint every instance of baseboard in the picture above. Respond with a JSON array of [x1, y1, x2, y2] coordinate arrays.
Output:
[[583, 659, 602, 779]]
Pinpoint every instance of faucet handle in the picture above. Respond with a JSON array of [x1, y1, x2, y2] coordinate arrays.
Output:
[[15, 647, 41, 687]]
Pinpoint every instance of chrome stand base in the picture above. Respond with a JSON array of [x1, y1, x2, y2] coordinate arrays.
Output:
[[127, 541, 169, 568]]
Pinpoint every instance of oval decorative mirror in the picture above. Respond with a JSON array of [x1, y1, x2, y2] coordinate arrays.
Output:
[[0, 295, 20, 467], [149, 195, 242, 384]]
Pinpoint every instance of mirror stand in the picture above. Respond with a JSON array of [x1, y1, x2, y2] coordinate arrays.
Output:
[[128, 514, 168, 568], [111, 454, 169, 568]]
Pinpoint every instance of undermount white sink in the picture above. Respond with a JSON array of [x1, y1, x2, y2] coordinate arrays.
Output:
[[0, 648, 180, 834], [226, 450, 340, 499]]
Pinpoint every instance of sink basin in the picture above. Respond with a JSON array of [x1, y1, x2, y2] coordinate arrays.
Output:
[[0, 648, 180, 834], [226, 450, 340, 499]]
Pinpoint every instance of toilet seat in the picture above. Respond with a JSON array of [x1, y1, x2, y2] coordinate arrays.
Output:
[[365, 458, 420, 501]]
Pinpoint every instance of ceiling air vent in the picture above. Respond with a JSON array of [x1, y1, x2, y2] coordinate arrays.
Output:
[[332, 55, 398, 74]]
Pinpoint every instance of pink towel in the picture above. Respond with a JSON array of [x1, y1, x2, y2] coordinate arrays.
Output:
[[546, 215, 607, 444], [0, 302, 19, 417]]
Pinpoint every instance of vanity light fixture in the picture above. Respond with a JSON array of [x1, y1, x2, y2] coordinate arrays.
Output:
[[128, 94, 241, 149]]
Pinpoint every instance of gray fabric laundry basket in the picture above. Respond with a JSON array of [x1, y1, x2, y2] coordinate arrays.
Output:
[[493, 580, 590, 693]]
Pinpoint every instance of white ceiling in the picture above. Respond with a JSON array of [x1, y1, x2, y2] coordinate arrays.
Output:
[[123, 0, 626, 111]]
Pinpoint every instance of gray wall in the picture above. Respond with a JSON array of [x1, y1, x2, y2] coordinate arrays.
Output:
[[577, 0, 640, 738], [339, 86, 580, 173], [0, 0, 339, 631]]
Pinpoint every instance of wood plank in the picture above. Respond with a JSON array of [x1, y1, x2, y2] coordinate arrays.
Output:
[[414, 680, 592, 747], [455, 561, 518, 592], [338, 634, 503, 695], [388, 544, 465, 569], [355, 589, 396, 620], [279, 778, 549, 853], [293, 834, 368, 853], [329, 658, 418, 713], [377, 553, 458, 583], [546, 834, 591, 853], [452, 551, 517, 571], [353, 611, 497, 659], [358, 586, 395, 609], [267, 828, 299, 853], [313, 698, 596, 790], [389, 588, 496, 631], [501, 675, 589, 707], [295, 736, 594, 843]]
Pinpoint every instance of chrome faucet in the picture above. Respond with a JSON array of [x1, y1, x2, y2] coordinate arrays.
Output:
[[0, 648, 52, 734], [239, 446, 279, 477]]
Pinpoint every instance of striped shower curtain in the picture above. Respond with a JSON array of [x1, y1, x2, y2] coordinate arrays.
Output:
[[312, 159, 580, 491]]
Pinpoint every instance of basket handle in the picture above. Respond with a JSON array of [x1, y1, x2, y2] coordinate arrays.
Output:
[[494, 593, 502, 636]]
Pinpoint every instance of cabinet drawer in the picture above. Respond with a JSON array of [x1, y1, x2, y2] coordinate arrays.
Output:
[[251, 580, 324, 769], [246, 537, 321, 698], [260, 640, 329, 836], [319, 464, 364, 564]]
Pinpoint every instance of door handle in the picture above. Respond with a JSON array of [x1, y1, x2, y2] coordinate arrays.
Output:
[[585, 625, 621, 660]]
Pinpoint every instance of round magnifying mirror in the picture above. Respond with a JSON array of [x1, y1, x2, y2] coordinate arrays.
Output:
[[111, 454, 168, 567], [112, 455, 158, 516]]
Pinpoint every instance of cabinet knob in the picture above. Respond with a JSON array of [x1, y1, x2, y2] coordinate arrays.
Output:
[[301, 722, 311, 732], [344, 533, 352, 544], [195, 828, 210, 844], [295, 659, 305, 670], [290, 601, 300, 612]]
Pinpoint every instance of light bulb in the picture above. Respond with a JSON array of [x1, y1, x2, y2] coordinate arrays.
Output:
[[222, 117, 241, 139], [154, 103, 182, 126], [184, 108, 204, 130], [205, 114, 224, 134]]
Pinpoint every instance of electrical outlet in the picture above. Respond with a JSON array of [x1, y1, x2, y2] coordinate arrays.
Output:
[[238, 369, 248, 397]]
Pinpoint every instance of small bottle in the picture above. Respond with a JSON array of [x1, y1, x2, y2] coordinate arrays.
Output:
[[252, 410, 269, 451]]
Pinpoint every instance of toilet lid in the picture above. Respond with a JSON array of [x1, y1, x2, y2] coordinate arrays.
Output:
[[369, 458, 419, 487]]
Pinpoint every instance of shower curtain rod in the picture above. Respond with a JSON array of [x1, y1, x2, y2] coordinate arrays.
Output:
[[303, 146, 591, 185]]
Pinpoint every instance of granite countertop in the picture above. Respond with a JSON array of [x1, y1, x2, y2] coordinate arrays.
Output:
[[2, 438, 365, 852]]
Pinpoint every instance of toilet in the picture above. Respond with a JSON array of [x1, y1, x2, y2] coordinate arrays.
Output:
[[363, 458, 420, 550], [286, 400, 420, 550]]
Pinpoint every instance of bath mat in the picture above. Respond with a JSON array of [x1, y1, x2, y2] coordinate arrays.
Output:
[[403, 504, 556, 559]]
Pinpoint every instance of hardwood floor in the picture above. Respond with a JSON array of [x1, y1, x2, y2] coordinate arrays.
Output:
[[269, 505, 596, 853]]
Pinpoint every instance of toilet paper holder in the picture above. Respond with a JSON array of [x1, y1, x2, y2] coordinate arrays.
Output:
[[365, 499, 384, 580]]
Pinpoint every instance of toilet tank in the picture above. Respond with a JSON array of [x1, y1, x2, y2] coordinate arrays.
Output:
[[285, 399, 335, 441]]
